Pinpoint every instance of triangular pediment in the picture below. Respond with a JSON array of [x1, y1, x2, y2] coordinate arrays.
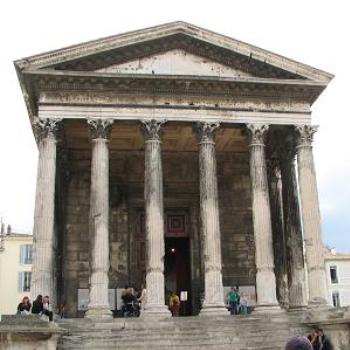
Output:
[[95, 49, 252, 78], [15, 22, 333, 83]]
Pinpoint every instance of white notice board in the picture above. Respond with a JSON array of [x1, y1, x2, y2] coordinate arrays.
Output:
[[77, 289, 116, 311]]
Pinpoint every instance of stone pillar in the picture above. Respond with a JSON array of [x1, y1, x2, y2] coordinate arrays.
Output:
[[279, 144, 307, 309], [267, 159, 289, 308], [141, 119, 170, 317], [194, 122, 227, 315], [86, 118, 113, 318], [31, 118, 61, 305], [246, 124, 280, 311], [295, 125, 328, 305]]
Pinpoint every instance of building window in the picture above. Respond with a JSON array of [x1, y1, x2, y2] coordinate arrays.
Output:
[[20, 244, 33, 265], [332, 291, 340, 307], [18, 271, 31, 292], [330, 265, 338, 284]]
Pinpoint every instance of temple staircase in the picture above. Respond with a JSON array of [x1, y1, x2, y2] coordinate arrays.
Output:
[[57, 313, 309, 350]]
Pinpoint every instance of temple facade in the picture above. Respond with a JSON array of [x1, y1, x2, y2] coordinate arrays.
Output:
[[15, 22, 333, 318]]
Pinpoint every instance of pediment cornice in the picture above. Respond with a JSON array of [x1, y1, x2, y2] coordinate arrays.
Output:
[[15, 22, 333, 82]]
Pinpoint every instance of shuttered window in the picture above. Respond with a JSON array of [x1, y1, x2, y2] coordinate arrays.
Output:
[[20, 244, 33, 265], [18, 271, 31, 292]]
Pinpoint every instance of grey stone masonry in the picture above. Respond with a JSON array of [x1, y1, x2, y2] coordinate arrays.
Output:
[[85, 118, 113, 318], [246, 124, 280, 310], [195, 122, 227, 315], [295, 125, 328, 305], [141, 119, 170, 317], [31, 117, 61, 306]]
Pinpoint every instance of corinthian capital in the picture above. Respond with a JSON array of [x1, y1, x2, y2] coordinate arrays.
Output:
[[194, 122, 220, 143], [246, 124, 269, 146], [33, 117, 62, 141], [295, 125, 318, 147], [140, 119, 166, 141], [87, 118, 113, 139]]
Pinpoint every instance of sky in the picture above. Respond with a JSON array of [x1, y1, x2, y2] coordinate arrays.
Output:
[[0, 0, 349, 252]]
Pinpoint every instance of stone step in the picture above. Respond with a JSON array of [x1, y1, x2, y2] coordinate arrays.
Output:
[[58, 329, 304, 350], [57, 315, 309, 350]]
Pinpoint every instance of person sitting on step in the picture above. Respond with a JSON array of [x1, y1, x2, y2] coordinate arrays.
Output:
[[17, 296, 31, 315]]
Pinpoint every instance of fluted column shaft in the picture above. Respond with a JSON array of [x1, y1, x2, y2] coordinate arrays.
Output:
[[280, 152, 307, 309], [86, 118, 113, 318], [141, 120, 170, 316], [268, 162, 289, 308], [247, 124, 280, 309], [31, 118, 61, 306], [195, 122, 227, 315], [295, 125, 327, 305]]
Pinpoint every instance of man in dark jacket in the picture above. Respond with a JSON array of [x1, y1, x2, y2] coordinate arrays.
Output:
[[316, 328, 333, 350], [310, 327, 333, 350]]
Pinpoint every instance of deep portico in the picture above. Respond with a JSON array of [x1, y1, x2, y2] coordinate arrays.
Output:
[[15, 21, 332, 318]]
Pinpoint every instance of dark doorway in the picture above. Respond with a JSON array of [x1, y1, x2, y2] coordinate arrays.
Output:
[[165, 237, 192, 316]]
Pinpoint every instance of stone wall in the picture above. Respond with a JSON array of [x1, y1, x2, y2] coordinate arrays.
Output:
[[60, 148, 255, 316], [217, 152, 255, 286]]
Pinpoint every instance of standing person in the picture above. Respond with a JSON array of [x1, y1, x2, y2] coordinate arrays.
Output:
[[239, 293, 248, 315], [169, 291, 180, 317], [138, 284, 147, 315], [121, 285, 135, 317], [228, 287, 240, 315], [42, 296, 54, 322], [316, 328, 333, 350], [17, 296, 31, 315], [31, 295, 43, 315]]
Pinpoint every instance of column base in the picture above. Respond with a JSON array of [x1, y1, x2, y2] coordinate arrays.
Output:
[[253, 304, 283, 314], [199, 303, 229, 317], [85, 305, 113, 319], [307, 297, 328, 307], [288, 304, 307, 312], [141, 304, 171, 319]]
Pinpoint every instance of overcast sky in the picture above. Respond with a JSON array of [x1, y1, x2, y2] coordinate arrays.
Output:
[[0, 0, 349, 252]]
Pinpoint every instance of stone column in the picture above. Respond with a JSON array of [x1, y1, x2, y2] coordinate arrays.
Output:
[[141, 119, 170, 317], [295, 125, 328, 305], [194, 122, 227, 315], [86, 118, 113, 318], [31, 118, 61, 305], [267, 159, 289, 308], [279, 144, 307, 309], [246, 124, 280, 311]]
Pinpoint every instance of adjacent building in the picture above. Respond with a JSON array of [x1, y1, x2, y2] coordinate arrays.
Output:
[[0, 229, 33, 314], [324, 247, 350, 308]]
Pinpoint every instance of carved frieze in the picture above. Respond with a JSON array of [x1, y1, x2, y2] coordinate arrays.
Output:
[[34, 74, 318, 102], [39, 91, 310, 114], [87, 118, 113, 139]]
